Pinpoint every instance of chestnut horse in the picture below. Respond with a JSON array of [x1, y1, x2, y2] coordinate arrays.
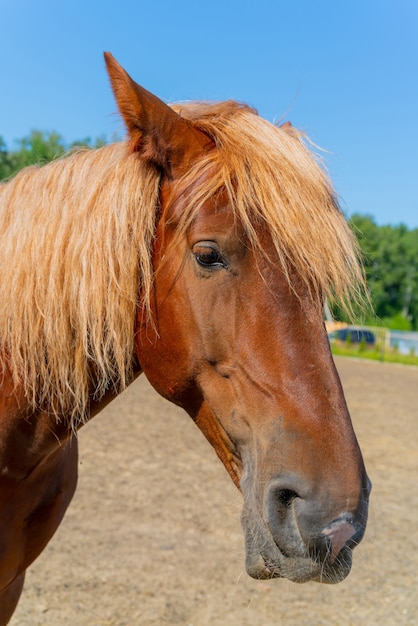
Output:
[[0, 53, 370, 623]]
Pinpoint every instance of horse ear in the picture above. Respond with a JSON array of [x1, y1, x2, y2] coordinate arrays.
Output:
[[104, 52, 213, 179]]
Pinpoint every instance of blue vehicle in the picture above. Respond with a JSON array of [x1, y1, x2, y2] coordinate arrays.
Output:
[[336, 328, 376, 345]]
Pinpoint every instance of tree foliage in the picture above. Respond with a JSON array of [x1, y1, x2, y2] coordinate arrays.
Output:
[[350, 214, 418, 330], [0, 131, 417, 330], [0, 130, 106, 180]]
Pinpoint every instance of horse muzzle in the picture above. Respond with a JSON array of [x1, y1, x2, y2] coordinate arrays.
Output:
[[241, 472, 371, 583]]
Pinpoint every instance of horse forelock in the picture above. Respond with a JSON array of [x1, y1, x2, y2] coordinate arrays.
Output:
[[171, 102, 366, 312], [0, 100, 365, 427]]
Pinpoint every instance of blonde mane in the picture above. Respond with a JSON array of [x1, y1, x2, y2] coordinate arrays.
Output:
[[0, 143, 160, 422], [0, 102, 364, 425]]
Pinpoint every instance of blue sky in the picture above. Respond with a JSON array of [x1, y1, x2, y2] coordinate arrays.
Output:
[[1, 0, 417, 228]]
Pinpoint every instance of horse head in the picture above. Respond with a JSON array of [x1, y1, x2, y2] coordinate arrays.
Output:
[[105, 53, 370, 584]]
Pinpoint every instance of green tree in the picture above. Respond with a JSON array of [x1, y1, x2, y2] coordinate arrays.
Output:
[[14, 130, 66, 167], [350, 214, 418, 330], [0, 131, 109, 181], [0, 135, 14, 180]]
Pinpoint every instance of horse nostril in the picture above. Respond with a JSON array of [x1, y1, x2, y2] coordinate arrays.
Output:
[[276, 488, 298, 509]]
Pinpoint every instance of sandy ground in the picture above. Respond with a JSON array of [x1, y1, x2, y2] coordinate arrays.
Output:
[[9, 357, 418, 626]]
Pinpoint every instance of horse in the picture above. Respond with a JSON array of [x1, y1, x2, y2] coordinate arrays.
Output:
[[0, 52, 370, 624]]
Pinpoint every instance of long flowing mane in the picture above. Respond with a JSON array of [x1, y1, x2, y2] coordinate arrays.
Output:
[[0, 102, 364, 425], [0, 143, 160, 421]]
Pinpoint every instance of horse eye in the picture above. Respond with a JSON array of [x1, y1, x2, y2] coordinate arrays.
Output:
[[193, 243, 226, 269]]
